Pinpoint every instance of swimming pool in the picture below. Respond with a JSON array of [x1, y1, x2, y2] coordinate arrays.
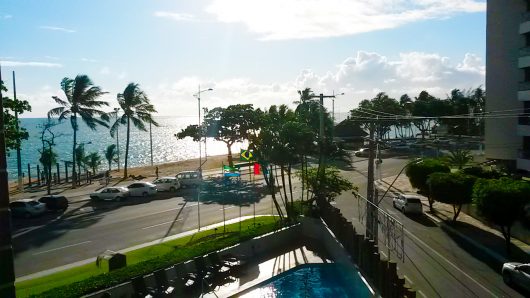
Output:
[[236, 263, 373, 297]]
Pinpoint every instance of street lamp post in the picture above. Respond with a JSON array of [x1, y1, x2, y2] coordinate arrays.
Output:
[[193, 85, 213, 230], [114, 108, 120, 172]]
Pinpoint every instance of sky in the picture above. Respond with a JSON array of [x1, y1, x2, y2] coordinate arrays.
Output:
[[0, 0, 486, 119]]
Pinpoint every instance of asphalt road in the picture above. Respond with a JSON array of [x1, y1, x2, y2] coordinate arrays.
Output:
[[11, 156, 526, 297], [334, 157, 523, 297]]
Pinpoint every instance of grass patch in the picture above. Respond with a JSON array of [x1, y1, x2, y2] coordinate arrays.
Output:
[[17, 216, 281, 298]]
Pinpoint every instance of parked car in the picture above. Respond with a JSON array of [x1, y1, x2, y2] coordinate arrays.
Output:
[[9, 199, 46, 218], [176, 171, 202, 188], [153, 177, 180, 192], [393, 194, 423, 214], [502, 262, 530, 292], [38, 195, 69, 211], [127, 182, 157, 197], [90, 187, 130, 201]]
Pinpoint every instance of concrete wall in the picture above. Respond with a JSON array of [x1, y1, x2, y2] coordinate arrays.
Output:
[[485, 0, 525, 160]]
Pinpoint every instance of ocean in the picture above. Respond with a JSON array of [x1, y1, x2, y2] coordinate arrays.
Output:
[[6, 116, 242, 181]]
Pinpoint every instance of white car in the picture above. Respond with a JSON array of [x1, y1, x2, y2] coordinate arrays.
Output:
[[127, 182, 157, 197], [90, 187, 130, 201], [502, 262, 530, 292], [9, 199, 47, 218], [153, 177, 180, 192], [393, 194, 423, 214], [354, 148, 370, 157], [176, 171, 202, 188]]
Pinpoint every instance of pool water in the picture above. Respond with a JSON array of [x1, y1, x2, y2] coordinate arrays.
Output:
[[237, 263, 372, 297]]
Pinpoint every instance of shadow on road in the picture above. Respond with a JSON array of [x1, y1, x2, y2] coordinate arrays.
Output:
[[441, 220, 530, 274], [407, 213, 438, 227]]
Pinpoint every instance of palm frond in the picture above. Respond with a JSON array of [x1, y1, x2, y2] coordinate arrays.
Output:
[[59, 110, 71, 121], [109, 119, 121, 137], [48, 107, 65, 118], [60, 77, 74, 103], [131, 116, 147, 131], [52, 96, 69, 107]]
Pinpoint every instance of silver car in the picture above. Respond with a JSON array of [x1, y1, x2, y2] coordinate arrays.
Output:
[[90, 187, 130, 201], [502, 262, 530, 292], [393, 194, 423, 214], [176, 171, 202, 188], [153, 177, 180, 192], [127, 182, 157, 197], [9, 199, 46, 218]]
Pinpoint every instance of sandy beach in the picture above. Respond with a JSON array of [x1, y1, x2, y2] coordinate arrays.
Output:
[[8, 153, 238, 196]]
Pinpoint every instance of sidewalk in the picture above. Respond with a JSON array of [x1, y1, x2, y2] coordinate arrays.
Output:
[[376, 175, 530, 269]]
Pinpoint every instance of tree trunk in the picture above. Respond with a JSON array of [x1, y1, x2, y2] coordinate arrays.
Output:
[[428, 196, 434, 212], [501, 225, 512, 255], [46, 164, 52, 195], [71, 115, 77, 188], [452, 204, 462, 222], [108, 160, 111, 172], [305, 156, 310, 202], [274, 165, 287, 209], [264, 164, 284, 222], [227, 143, 233, 166], [280, 165, 286, 216], [288, 164, 294, 212], [124, 117, 131, 178]]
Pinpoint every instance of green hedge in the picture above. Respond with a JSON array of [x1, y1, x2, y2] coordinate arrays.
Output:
[[30, 217, 280, 298]]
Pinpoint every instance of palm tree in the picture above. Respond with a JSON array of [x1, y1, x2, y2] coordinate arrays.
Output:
[[446, 149, 473, 170], [85, 152, 102, 175], [75, 144, 86, 182], [48, 75, 109, 188], [39, 147, 57, 195], [105, 144, 117, 172], [110, 83, 158, 178]]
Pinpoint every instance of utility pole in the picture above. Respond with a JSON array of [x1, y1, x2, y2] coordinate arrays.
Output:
[[12, 71, 23, 191], [0, 64, 17, 297], [149, 121, 153, 166], [366, 121, 378, 242]]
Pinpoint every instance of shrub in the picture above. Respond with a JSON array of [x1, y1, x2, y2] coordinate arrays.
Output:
[[405, 158, 450, 210]]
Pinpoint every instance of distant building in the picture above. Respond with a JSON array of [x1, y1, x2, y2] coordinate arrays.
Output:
[[334, 119, 368, 142], [486, 0, 530, 172]]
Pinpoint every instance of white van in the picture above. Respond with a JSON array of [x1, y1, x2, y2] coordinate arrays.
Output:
[[176, 171, 202, 188], [393, 194, 423, 214], [153, 177, 180, 192]]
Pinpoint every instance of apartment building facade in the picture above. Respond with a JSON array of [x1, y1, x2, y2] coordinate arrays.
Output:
[[486, 0, 530, 172]]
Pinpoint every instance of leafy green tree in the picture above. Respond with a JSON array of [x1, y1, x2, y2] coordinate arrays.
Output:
[[473, 178, 530, 253], [175, 125, 202, 142], [350, 92, 403, 139], [411, 91, 451, 139], [110, 83, 158, 178], [405, 158, 450, 211], [201, 104, 260, 166], [445, 149, 473, 169], [85, 152, 102, 175], [105, 144, 117, 172], [427, 172, 475, 222], [48, 75, 109, 188], [297, 166, 357, 203], [0, 80, 31, 153], [461, 166, 503, 179]]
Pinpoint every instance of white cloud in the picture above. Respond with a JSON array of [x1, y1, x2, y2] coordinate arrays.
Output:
[[81, 57, 97, 62], [206, 0, 485, 40], [1, 14, 12, 20], [100, 66, 111, 75], [154, 11, 196, 22], [2, 60, 62, 68], [39, 26, 76, 33]]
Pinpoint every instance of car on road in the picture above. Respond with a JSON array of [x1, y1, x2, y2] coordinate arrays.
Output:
[[502, 262, 530, 292], [38, 195, 69, 211], [90, 187, 130, 201], [176, 171, 202, 188], [153, 177, 180, 192], [393, 194, 423, 214], [354, 148, 370, 157], [9, 199, 47, 218], [127, 182, 157, 197]]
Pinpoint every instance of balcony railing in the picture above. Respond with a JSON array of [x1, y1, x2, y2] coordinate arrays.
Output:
[[519, 114, 530, 125]]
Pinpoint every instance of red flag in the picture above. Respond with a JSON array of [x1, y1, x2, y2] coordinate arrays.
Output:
[[253, 163, 260, 175]]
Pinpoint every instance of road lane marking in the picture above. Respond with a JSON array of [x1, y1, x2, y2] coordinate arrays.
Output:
[[404, 228, 496, 297], [32, 241, 91, 255], [220, 206, 237, 210], [142, 220, 183, 230]]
